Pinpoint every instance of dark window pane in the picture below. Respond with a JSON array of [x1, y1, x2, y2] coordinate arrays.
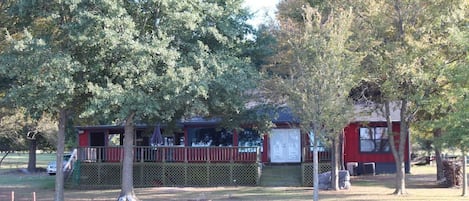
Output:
[[187, 128, 233, 147], [359, 127, 390, 153]]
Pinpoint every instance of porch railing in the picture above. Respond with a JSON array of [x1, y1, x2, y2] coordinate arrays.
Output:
[[302, 146, 332, 162], [77, 146, 261, 163]]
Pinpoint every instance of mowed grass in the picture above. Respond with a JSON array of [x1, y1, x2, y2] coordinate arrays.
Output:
[[1, 153, 468, 201], [0, 152, 56, 169]]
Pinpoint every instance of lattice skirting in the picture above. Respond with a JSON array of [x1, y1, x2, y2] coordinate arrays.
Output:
[[71, 162, 261, 188], [301, 163, 332, 186]]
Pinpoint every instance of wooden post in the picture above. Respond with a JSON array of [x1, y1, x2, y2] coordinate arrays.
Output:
[[230, 147, 234, 163], [256, 147, 261, 163], [11, 191, 14, 201], [302, 147, 305, 162], [140, 147, 144, 163], [32, 192, 36, 201]]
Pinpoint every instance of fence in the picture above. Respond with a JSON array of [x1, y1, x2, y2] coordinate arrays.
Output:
[[77, 146, 261, 163], [301, 163, 332, 186], [5, 191, 37, 201], [302, 146, 332, 162], [72, 162, 261, 188]]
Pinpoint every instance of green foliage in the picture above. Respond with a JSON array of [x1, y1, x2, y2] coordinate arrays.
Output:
[[267, 4, 362, 137], [391, 0, 469, 153], [348, 0, 468, 194], [0, 30, 83, 117], [64, 0, 259, 128], [0, 0, 260, 199], [0, 108, 57, 151], [435, 9, 469, 151]]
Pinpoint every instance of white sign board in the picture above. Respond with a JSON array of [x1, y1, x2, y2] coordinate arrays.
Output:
[[270, 128, 301, 163]]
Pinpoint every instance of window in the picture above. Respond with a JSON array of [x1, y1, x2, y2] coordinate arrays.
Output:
[[238, 129, 263, 152], [359, 127, 390, 152], [187, 128, 233, 147]]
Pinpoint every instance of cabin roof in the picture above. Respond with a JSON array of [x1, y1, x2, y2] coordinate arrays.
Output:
[[76, 103, 401, 130], [352, 102, 401, 122]]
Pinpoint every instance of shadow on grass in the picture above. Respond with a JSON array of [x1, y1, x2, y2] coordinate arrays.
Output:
[[352, 171, 446, 190]]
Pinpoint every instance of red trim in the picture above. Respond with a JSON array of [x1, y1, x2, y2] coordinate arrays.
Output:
[[262, 133, 269, 162], [78, 130, 89, 147], [233, 129, 239, 146]]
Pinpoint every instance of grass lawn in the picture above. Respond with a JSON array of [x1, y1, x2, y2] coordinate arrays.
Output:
[[0, 152, 55, 169], [0, 153, 467, 201]]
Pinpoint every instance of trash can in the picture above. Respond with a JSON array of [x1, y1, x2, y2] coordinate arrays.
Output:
[[346, 162, 358, 176]]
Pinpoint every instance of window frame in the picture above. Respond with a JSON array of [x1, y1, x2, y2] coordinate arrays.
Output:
[[359, 127, 390, 153]]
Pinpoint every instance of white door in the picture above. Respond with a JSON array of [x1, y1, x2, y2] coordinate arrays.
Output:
[[270, 128, 301, 163]]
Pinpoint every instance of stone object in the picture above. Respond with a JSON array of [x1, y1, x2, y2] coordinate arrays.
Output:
[[317, 170, 351, 190]]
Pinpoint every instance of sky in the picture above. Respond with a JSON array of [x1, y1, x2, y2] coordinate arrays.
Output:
[[243, 0, 280, 27]]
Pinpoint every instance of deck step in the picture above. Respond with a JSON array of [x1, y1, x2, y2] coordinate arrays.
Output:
[[260, 164, 302, 187]]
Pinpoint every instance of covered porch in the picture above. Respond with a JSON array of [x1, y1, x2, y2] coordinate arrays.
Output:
[[76, 145, 331, 164]]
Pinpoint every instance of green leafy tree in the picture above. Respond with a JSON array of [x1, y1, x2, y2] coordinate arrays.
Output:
[[0, 107, 57, 172], [0, 30, 83, 201], [0, 108, 28, 152], [265, 4, 361, 200], [352, 0, 468, 195], [0, 0, 86, 198], [67, 0, 257, 200], [405, 0, 469, 182], [65, 1, 173, 199], [436, 10, 469, 196]]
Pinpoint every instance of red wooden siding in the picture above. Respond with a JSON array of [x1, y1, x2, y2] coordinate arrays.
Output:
[[78, 130, 89, 147], [343, 122, 409, 164]]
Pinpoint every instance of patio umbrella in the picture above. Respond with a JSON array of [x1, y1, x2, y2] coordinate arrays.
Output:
[[150, 124, 163, 146]]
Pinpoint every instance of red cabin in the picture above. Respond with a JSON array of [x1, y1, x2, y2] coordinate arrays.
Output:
[[75, 104, 410, 175]]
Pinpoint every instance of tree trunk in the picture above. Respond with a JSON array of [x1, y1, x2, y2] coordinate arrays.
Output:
[[433, 128, 444, 181], [312, 129, 319, 201], [385, 101, 407, 195], [394, 159, 406, 195], [339, 131, 345, 170], [27, 139, 37, 172], [117, 112, 140, 201], [0, 151, 10, 167], [55, 109, 67, 201], [330, 136, 340, 190]]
